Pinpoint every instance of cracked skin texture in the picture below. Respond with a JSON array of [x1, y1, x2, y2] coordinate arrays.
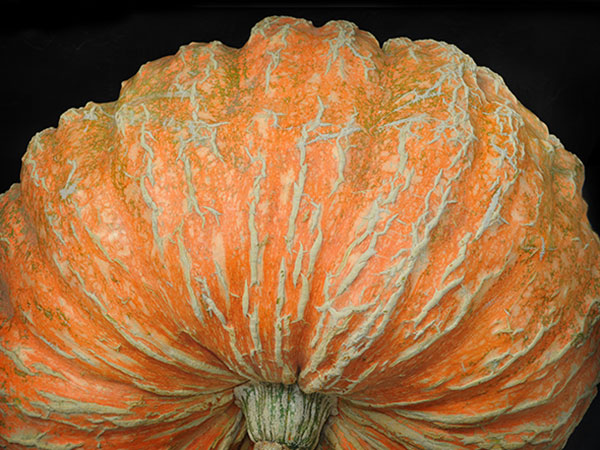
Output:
[[1, 15, 599, 449]]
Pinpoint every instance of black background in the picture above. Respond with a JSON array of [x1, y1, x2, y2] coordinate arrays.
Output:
[[1, 2, 599, 448]]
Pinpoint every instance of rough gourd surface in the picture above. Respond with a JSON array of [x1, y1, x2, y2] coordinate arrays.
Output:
[[1, 16, 599, 449]]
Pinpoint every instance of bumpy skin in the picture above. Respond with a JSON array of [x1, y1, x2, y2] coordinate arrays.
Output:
[[1, 16, 599, 449]]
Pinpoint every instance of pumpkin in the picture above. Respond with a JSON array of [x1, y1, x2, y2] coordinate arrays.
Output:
[[1, 15, 599, 450]]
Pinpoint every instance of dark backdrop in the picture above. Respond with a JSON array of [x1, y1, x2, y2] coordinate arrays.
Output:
[[1, 2, 599, 449]]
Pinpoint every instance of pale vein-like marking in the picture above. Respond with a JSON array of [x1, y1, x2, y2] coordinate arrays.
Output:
[[82, 223, 129, 272], [89, 342, 150, 380], [441, 232, 472, 285], [328, 119, 412, 296], [247, 146, 267, 286], [378, 167, 448, 290], [264, 50, 282, 93], [319, 295, 394, 390], [195, 275, 260, 380], [329, 422, 373, 449], [0, 341, 36, 376], [324, 177, 469, 387], [306, 288, 381, 374], [292, 242, 304, 287], [297, 273, 311, 323], [381, 124, 411, 206], [523, 190, 543, 227], [264, 24, 291, 92], [180, 149, 206, 226], [295, 202, 324, 322], [242, 281, 250, 317], [139, 106, 165, 260], [453, 68, 520, 243], [335, 210, 398, 298], [189, 79, 200, 117], [214, 260, 230, 309], [22, 134, 49, 192], [150, 340, 236, 379], [33, 391, 131, 418], [491, 140, 518, 171], [412, 231, 472, 329], [261, 108, 285, 128], [322, 422, 366, 450], [499, 103, 526, 162], [377, 113, 431, 132], [309, 292, 379, 380], [195, 276, 226, 326], [329, 109, 361, 196], [140, 105, 157, 184], [391, 405, 512, 428], [312, 67, 477, 387], [307, 124, 420, 373], [8, 396, 48, 421], [212, 411, 246, 450], [314, 69, 482, 386], [1, 432, 84, 450], [404, 366, 594, 447], [425, 114, 457, 147], [184, 76, 229, 163], [196, 120, 228, 162], [474, 173, 518, 241], [391, 66, 452, 114], [26, 326, 77, 362], [59, 159, 79, 200], [43, 203, 66, 245], [486, 105, 526, 182], [177, 227, 204, 323], [64, 211, 78, 243], [329, 290, 375, 324], [407, 44, 420, 63], [170, 43, 218, 105], [107, 395, 220, 429], [69, 346, 100, 369], [201, 206, 222, 225], [538, 235, 547, 261], [474, 390, 593, 447], [498, 336, 600, 419], [343, 407, 465, 450], [497, 321, 588, 390], [249, 302, 262, 356], [325, 21, 376, 81], [147, 395, 236, 441], [328, 196, 386, 291], [275, 257, 287, 367], [29, 362, 68, 382], [66, 262, 232, 382], [390, 263, 509, 370], [131, 379, 200, 398], [413, 274, 465, 331], [309, 274, 334, 348], [337, 361, 380, 395], [285, 97, 328, 254]]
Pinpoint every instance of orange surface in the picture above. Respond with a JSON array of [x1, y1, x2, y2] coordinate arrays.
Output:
[[1, 16, 599, 449]]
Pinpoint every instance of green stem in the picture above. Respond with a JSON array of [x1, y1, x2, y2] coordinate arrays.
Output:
[[255, 442, 291, 450], [234, 382, 337, 450]]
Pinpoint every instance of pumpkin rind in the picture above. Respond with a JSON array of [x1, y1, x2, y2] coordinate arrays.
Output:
[[1, 15, 599, 449]]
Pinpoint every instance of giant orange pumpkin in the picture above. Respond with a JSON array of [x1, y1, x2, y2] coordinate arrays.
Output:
[[1, 15, 599, 449]]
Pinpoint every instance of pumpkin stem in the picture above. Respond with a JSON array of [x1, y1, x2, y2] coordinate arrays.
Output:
[[234, 382, 337, 450], [255, 442, 291, 450]]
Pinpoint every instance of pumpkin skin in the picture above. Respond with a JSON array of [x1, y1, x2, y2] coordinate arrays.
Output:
[[1, 14, 599, 449]]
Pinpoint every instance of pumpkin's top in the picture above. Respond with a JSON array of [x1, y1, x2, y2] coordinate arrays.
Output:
[[1, 16, 599, 450]]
